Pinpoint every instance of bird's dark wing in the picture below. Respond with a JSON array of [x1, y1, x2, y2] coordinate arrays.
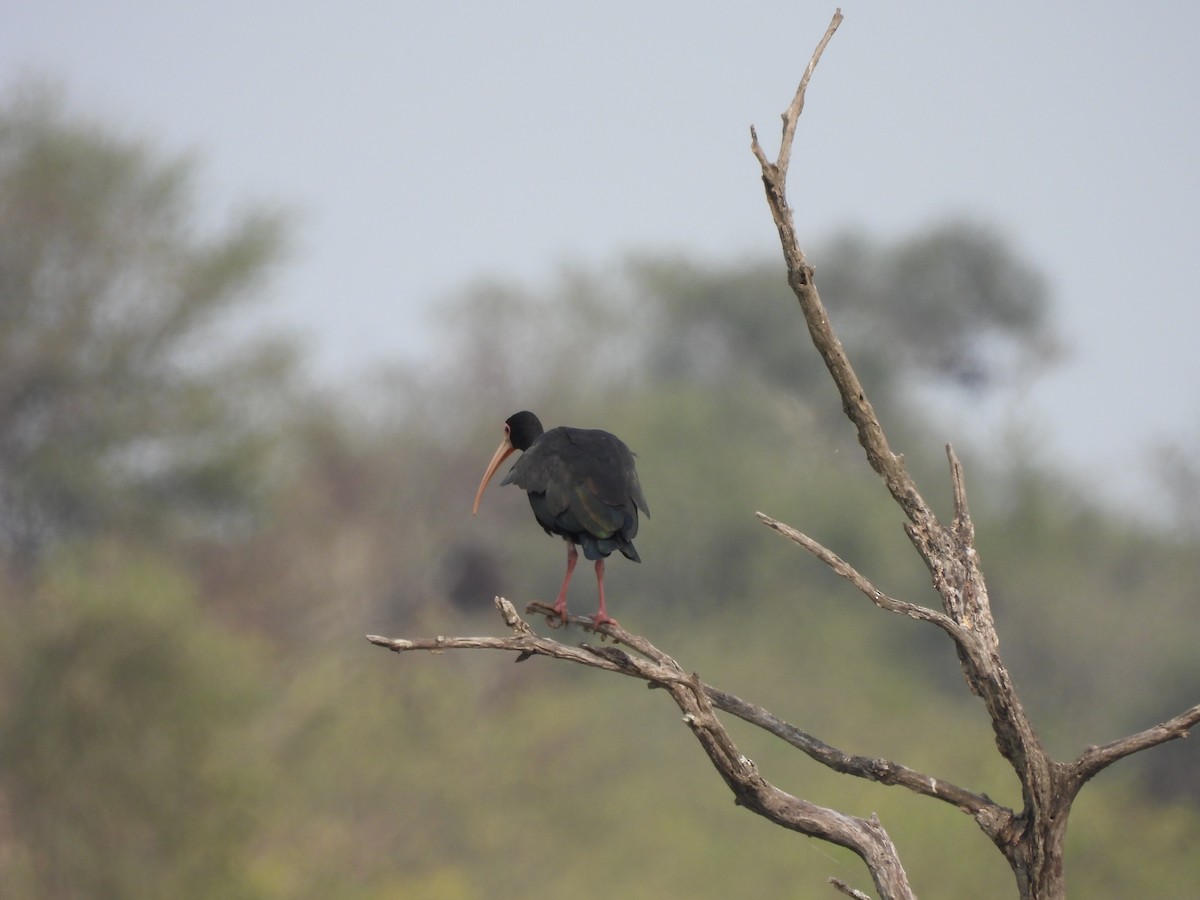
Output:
[[503, 426, 647, 547]]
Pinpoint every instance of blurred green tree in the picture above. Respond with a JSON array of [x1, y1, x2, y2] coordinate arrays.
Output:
[[0, 74, 1189, 900], [0, 83, 295, 571], [630, 221, 1056, 395], [423, 222, 1056, 448], [0, 542, 267, 899]]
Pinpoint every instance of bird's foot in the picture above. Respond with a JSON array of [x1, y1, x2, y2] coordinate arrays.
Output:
[[589, 611, 619, 630], [524, 601, 567, 627], [551, 600, 570, 628]]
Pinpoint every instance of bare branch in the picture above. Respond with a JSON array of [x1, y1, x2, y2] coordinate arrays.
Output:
[[778, 10, 843, 180], [749, 9, 844, 183], [756, 511, 968, 639], [1070, 703, 1200, 787], [370, 602, 917, 897], [371, 597, 918, 899], [947, 444, 972, 543], [371, 595, 1010, 855], [705, 682, 1008, 830], [368, 599, 695, 688], [830, 878, 873, 900], [526, 600, 687, 671], [749, 15, 935, 533], [754, 505, 1042, 826]]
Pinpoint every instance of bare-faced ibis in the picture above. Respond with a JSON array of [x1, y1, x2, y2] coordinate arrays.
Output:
[[472, 411, 649, 627]]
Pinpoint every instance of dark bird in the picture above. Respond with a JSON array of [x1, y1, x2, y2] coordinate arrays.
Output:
[[472, 411, 649, 627]]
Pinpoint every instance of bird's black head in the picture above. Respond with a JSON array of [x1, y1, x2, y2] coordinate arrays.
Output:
[[505, 411, 544, 451]]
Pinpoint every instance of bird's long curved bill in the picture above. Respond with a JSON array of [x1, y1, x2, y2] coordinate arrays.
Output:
[[472, 437, 515, 515]]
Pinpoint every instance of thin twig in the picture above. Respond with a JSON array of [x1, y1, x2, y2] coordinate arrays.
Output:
[[947, 444, 972, 543], [1071, 704, 1200, 787], [830, 878, 873, 900], [755, 511, 968, 640], [777, 9, 844, 181], [368, 599, 694, 687], [749, 10, 943, 537]]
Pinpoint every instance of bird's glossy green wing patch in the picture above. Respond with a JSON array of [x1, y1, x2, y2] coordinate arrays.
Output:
[[568, 477, 625, 539]]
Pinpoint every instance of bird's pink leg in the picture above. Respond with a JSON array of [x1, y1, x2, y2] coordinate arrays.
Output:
[[591, 559, 619, 628], [551, 542, 578, 623]]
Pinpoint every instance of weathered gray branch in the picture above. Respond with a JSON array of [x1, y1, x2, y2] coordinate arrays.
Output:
[[372, 596, 1002, 825], [755, 510, 969, 640], [1069, 705, 1200, 787], [830, 878, 875, 900], [745, 11, 1197, 899], [372, 596, 916, 900]]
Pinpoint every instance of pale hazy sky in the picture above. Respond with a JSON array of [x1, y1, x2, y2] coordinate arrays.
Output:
[[5, 2, 1199, 514]]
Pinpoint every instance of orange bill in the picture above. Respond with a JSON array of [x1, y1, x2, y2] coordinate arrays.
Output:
[[472, 436, 515, 515]]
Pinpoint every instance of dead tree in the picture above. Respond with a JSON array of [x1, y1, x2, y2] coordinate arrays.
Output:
[[369, 11, 1200, 899]]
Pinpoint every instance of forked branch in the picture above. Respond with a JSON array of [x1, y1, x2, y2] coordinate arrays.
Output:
[[751, 14, 936, 535], [372, 597, 918, 899], [745, 9, 1197, 900]]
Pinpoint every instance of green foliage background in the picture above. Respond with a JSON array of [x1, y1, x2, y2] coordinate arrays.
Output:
[[0, 87, 1195, 899]]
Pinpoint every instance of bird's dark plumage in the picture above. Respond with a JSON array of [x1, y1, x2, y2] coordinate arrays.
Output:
[[502, 421, 648, 562], [472, 410, 648, 626]]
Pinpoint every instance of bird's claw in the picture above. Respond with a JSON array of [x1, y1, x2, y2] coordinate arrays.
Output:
[[589, 613, 619, 630]]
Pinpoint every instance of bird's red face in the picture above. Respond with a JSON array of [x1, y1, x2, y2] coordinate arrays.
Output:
[[472, 421, 515, 515]]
